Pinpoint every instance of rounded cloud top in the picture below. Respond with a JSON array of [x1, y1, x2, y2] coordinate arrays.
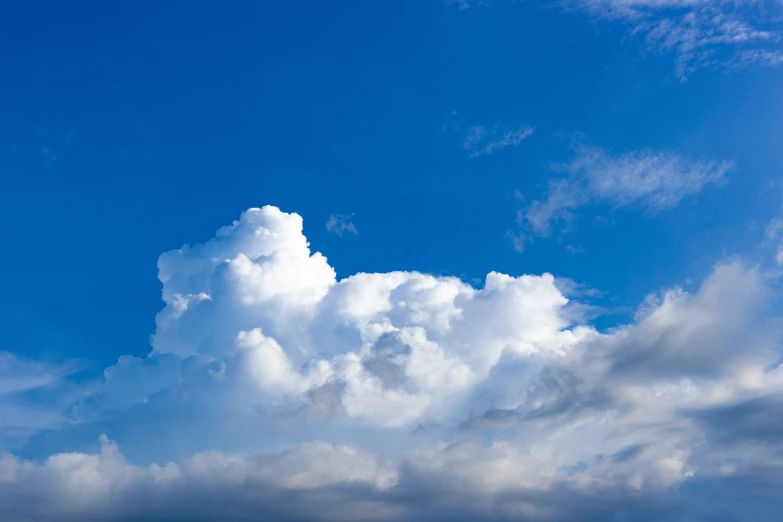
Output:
[[148, 206, 587, 428]]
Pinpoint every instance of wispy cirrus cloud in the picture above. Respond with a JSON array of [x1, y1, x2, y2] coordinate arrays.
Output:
[[0, 353, 79, 448], [462, 124, 535, 157], [443, 112, 534, 157], [451, 0, 783, 76], [572, 0, 783, 76], [517, 142, 732, 241]]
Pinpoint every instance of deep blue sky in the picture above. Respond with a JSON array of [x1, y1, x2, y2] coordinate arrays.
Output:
[[1, 0, 782, 372], [4, 2, 783, 521]]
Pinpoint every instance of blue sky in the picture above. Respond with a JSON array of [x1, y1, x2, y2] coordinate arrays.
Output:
[[2, 1, 783, 521]]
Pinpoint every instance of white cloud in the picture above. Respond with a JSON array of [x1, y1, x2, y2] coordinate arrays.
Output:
[[520, 142, 732, 239], [572, 0, 783, 76], [146, 207, 584, 429], [4, 205, 783, 520], [326, 213, 358, 237]]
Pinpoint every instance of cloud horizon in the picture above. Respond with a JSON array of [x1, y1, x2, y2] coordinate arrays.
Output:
[[3, 205, 782, 521]]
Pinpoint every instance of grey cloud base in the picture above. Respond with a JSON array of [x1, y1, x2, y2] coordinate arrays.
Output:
[[1, 440, 781, 521], [3, 206, 783, 521]]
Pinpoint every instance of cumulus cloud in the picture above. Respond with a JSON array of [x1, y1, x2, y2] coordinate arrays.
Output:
[[326, 213, 358, 237], [144, 207, 583, 431], [519, 142, 732, 240], [572, 0, 783, 76], [4, 205, 783, 520]]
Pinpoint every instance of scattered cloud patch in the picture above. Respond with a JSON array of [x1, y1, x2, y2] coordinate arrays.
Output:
[[326, 213, 358, 237], [517, 142, 732, 242], [4, 206, 783, 520]]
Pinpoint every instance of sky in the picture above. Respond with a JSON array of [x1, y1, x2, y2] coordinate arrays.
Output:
[[1, 0, 783, 520]]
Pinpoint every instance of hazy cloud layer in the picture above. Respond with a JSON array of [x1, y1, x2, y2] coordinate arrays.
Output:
[[3, 206, 783, 520]]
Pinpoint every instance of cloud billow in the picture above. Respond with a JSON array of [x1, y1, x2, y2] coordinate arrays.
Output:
[[2, 205, 783, 521]]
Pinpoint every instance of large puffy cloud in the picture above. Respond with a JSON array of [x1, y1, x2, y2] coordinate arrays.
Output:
[[145, 206, 589, 430], [5, 205, 783, 521]]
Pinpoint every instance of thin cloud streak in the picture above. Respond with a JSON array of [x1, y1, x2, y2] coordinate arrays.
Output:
[[518, 142, 732, 241], [463, 124, 535, 157], [572, 0, 783, 76]]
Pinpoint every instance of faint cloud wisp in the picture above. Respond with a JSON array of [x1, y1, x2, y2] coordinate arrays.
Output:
[[326, 213, 358, 237], [515, 141, 733, 246], [453, 0, 783, 77], [462, 124, 535, 157], [443, 111, 534, 158], [572, 0, 783, 77]]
